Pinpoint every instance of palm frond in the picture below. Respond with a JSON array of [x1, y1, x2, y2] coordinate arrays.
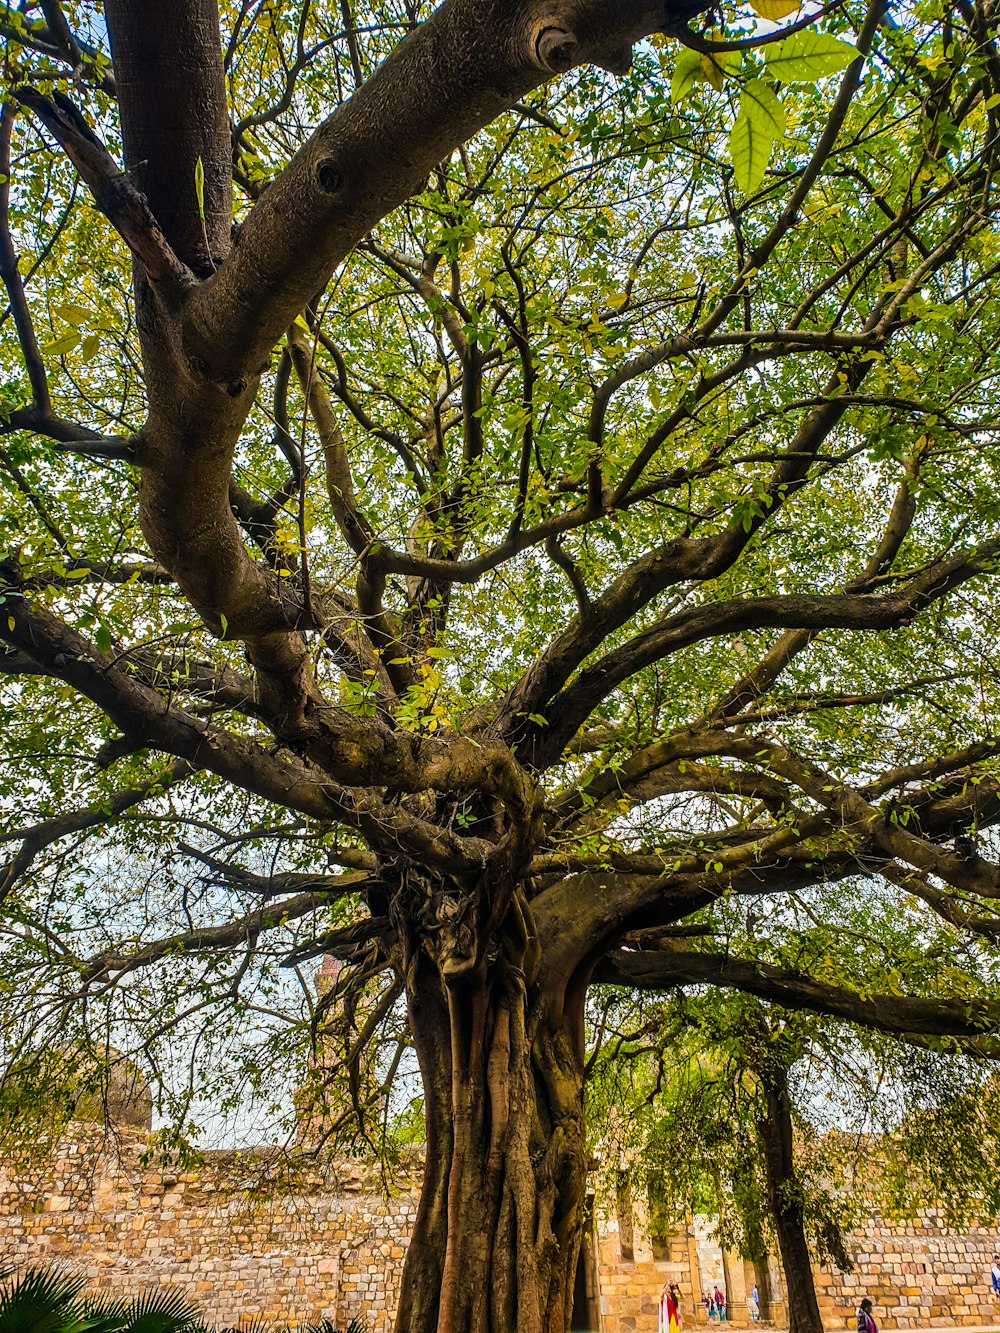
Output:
[[297, 1319, 367, 1333], [77, 1296, 129, 1333], [0, 1266, 90, 1333], [215, 1319, 282, 1333], [118, 1289, 206, 1333]]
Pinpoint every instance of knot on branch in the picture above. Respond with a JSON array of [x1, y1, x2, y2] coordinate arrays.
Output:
[[534, 23, 578, 73], [316, 158, 343, 194]]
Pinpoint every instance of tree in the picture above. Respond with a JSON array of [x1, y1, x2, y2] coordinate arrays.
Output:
[[2, 1, 1000, 1330], [588, 990, 854, 1333], [590, 978, 1000, 1333], [586, 984, 994, 1333]]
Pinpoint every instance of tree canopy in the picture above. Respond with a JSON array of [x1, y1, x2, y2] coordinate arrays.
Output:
[[2, 1, 1000, 1330]]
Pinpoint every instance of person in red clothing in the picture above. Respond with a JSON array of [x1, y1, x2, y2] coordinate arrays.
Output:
[[659, 1282, 681, 1333], [857, 1298, 878, 1333]]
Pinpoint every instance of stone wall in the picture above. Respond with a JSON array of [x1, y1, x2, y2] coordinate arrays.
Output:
[[593, 1189, 700, 1333], [593, 1183, 1000, 1333], [815, 1212, 1000, 1330], [0, 1128, 420, 1330], [3, 1128, 1000, 1331]]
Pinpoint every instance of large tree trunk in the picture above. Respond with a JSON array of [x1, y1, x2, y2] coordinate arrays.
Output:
[[392, 884, 588, 1333], [756, 1062, 824, 1333]]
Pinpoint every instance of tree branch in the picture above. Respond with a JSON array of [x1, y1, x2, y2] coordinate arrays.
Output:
[[13, 89, 194, 290], [104, 0, 232, 272], [185, 0, 714, 379], [595, 946, 1000, 1055], [0, 760, 196, 905]]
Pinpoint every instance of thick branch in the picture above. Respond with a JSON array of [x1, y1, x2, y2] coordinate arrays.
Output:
[[80, 890, 336, 984], [104, 0, 232, 272], [538, 535, 1000, 761], [595, 947, 1000, 1054], [185, 0, 712, 378], [0, 760, 196, 904]]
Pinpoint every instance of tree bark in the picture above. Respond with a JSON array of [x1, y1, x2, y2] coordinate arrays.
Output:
[[104, 0, 232, 273], [393, 886, 589, 1333], [756, 1061, 824, 1333]]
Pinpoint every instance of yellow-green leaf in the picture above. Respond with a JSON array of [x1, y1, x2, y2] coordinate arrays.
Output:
[[194, 155, 206, 221], [671, 48, 703, 103], [700, 51, 726, 91], [79, 333, 101, 362], [764, 31, 858, 82], [729, 112, 773, 193], [740, 79, 786, 138], [751, 0, 800, 18], [42, 331, 81, 356], [54, 303, 91, 326]]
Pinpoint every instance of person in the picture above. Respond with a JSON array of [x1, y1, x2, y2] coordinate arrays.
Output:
[[703, 1291, 712, 1320], [749, 1284, 760, 1321], [991, 1255, 1000, 1298], [659, 1281, 681, 1333], [858, 1298, 878, 1333], [670, 1282, 683, 1318], [715, 1286, 726, 1322]]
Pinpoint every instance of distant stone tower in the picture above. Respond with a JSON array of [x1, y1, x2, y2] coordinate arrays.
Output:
[[295, 956, 392, 1146], [1, 1044, 153, 1134], [71, 1050, 153, 1131], [294, 957, 343, 1145]]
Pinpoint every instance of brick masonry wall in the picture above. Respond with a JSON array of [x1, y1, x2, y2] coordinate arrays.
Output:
[[0, 1128, 420, 1331], [594, 1193, 1000, 1333]]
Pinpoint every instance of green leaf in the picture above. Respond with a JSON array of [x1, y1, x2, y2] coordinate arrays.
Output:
[[671, 48, 703, 104], [95, 623, 111, 654], [194, 155, 206, 221], [700, 51, 726, 92], [729, 112, 773, 194], [750, 0, 800, 16], [699, 49, 740, 91], [764, 31, 858, 82], [740, 79, 786, 138]]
